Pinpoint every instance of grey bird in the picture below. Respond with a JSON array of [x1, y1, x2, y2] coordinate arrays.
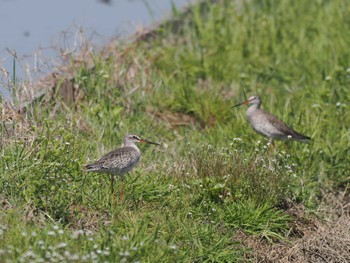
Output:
[[84, 134, 160, 204], [233, 95, 311, 144]]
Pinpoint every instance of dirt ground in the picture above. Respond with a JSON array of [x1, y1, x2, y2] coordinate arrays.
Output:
[[239, 190, 350, 262]]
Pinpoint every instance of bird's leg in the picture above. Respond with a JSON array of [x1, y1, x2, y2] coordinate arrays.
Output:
[[269, 139, 275, 156], [268, 139, 275, 170], [119, 176, 124, 204], [111, 174, 115, 206]]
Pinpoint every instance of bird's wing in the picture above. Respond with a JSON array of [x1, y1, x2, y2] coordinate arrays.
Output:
[[262, 110, 310, 140], [85, 147, 138, 172], [262, 110, 292, 133]]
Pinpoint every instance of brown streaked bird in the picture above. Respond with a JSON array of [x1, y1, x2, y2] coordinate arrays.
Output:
[[84, 134, 160, 204], [233, 95, 311, 144]]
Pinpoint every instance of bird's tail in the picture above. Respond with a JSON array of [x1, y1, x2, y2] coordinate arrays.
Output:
[[292, 131, 311, 144]]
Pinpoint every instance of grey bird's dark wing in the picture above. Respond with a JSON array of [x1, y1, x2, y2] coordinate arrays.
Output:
[[84, 146, 139, 172], [263, 110, 311, 142]]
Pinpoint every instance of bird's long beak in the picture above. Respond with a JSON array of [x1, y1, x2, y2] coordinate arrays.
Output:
[[232, 99, 250, 108], [140, 139, 161, 146]]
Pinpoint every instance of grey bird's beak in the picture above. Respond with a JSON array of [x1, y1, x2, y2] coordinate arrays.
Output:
[[232, 99, 250, 108], [140, 139, 161, 146]]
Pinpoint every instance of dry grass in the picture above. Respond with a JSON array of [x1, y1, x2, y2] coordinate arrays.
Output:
[[239, 190, 350, 262], [0, 101, 34, 144], [147, 108, 198, 128], [67, 204, 111, 231]]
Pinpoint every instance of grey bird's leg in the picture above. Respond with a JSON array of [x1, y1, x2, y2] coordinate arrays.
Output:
[[119, 175, 125, 203]]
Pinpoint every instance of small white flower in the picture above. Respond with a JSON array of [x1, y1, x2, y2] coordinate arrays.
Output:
[[23, 250, 36, 258], [119, 250, 130, 257], [38, 240, 45, 245], [56, 243, 67, 249], [169, 245, 177, 250], [85, 230, 93, 236], [71, 229, 84, 239], [69, 254, 80, 260]]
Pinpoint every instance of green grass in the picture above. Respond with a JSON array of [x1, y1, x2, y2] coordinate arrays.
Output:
[[1, 0, 350, 261]]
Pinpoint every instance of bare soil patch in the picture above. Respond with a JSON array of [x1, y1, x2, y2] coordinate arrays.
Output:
[[239, 190, 350, 262]]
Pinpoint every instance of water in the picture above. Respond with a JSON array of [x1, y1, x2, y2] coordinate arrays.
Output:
[[0, 0, 190, 99]]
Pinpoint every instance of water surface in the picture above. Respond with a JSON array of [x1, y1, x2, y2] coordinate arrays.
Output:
[[0, 0, 189, 98]]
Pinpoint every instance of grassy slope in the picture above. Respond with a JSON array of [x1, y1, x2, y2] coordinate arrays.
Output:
[[1, 0, 350, 262]]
